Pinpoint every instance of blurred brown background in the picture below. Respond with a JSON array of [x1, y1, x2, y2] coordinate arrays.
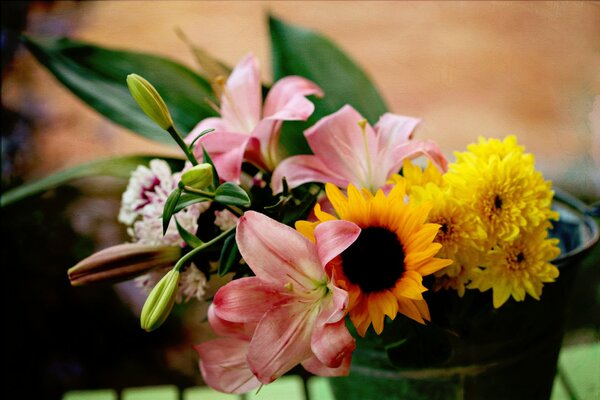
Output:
[[1, 1, 599, 398], [3, 1, 600, 198]]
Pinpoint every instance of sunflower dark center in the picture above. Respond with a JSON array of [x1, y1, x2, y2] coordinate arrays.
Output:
[[516, 252, 525, 263], [340, 227, 405, 293]]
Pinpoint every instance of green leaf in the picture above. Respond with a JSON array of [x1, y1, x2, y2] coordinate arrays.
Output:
[[162, 187, 182, 235], [174, 192, 212, 213], [1, 155, 182, 207], [218, 233, 240, 276], [214, 183, 251, 208], [175, 218, 203, 248], [269, 16, 388, 154], [202, 146, 221, 188], [21, 35, 217, 144]]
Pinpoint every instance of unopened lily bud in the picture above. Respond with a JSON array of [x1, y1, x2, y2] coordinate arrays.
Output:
[[68, 244, 181, 286], [181, 163, 213, 189], [126, 73, 174, 130], [140, 268, 180, 332]]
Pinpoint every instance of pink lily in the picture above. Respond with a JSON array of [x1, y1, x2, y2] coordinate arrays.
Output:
[[271, 104, 448, 194], [193, 305, 260, 394], [189, 54, 322, 183], [203, 211, 358, 389]]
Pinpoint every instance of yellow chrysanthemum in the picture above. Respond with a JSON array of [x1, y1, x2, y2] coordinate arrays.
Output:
[[388, 159, 444, 195], [296, 182, 452, 336], [445, 136, 558, 244], [410, 183, 487, 296], [469, 223, 560, 308]]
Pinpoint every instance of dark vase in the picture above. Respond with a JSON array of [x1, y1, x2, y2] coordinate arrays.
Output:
[[328, 189, 599, 400]]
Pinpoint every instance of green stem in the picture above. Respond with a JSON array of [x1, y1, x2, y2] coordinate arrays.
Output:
[[183, 185, 215, 197], [167, 126, 198, 166], [174, 226, 236, 272]]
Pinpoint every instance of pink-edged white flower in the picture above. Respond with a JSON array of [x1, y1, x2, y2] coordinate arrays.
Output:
[[189, 54, 323, 183], [214, 209, 239, 232], [118, 159, 208, 246], [195, 211, 359, 392], [272, 105, 448, 194]]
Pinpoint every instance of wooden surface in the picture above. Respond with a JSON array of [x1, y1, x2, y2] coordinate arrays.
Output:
[[3, 1, 600, 198]]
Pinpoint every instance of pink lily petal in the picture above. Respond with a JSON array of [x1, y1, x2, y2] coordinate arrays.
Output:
[[213, 276, 290, 324], [247, 302, 317, 383], [236, 211, 325, 288], [391, 139, 448, 173], [247, 119, 283, 171], [301, 352, 352, 377], [263, 76, 323, 120], [195, 130, 249, 183], [374, 113, 421, 147], [271, 155, 349, 194], [188, 117, 229, 143], [305, 105, 378, 187], [314, 220, 361, 267], [207, 304, 256, 340], [194, 338, 261, 394], [311, 310, 355, 368], [220, 54, 261, 133]]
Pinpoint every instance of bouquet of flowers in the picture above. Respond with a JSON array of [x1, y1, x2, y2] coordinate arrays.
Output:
[[7, 15, 592, 400]]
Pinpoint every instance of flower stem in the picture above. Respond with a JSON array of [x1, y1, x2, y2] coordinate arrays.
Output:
[[174, 226, 236, 271], [167, 126, 199, 166]]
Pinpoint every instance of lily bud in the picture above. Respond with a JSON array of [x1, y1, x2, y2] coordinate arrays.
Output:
[[140, 268, 180, 332], [126, 73, 174, 130], [68, 244, 181, 286], [181, 163, 214, 189]]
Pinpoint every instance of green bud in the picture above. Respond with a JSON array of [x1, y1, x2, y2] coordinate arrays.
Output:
[[126, 73, 174, 130], [181, 163, 214, 189], [68, 244, 181, 286], [140, 268, 180, 332]]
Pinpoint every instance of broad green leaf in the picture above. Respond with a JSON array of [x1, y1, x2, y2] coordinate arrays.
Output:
[[162, 187, 182, 234], [269, 16, 388, 155], [175, 218, 203, 248], [21, 35, 217, 144], [0, 156, 182, 207], [214, 183, 251, 208], [174, 193, 211, 213], [218, 233, 240, 276]]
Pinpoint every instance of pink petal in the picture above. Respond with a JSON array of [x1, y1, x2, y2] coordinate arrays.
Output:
[[195, 130, 249, 183], [247, 301, 317, 383], [391, 139, 448, 173], [271, 155, 349, 194], [187, 117, 229, 144], [311, 317, 355, 369], [374, 113, 421, 147], [263, 76, 322, 121], [301, 352, 352, 377], [212, 277, 290, 324], [314, 220, 360, 267], [236, 211, 325, 288], [220, 54, 262, 133], [247, 119, 283, 171], [305, 105, 378, 188], [194, 338, 261, 394], [207, 304, 256, 340]]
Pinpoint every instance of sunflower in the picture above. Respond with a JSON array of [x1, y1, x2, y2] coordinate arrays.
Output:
[[296, 182, 452, 336], [445, 136, 558, 245], [468, 223, 560, 308]]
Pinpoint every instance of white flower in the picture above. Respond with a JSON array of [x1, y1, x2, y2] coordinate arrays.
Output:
[[119, 159, 209, 246], [214, 209, 239, 232], [177, 264, 208, 303]]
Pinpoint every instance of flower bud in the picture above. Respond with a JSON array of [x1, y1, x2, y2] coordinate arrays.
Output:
[[181, 163, 214, 189], [140, 268, 181, 332], [68, 244, 181, 286], [126, 73, 174, 130]]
